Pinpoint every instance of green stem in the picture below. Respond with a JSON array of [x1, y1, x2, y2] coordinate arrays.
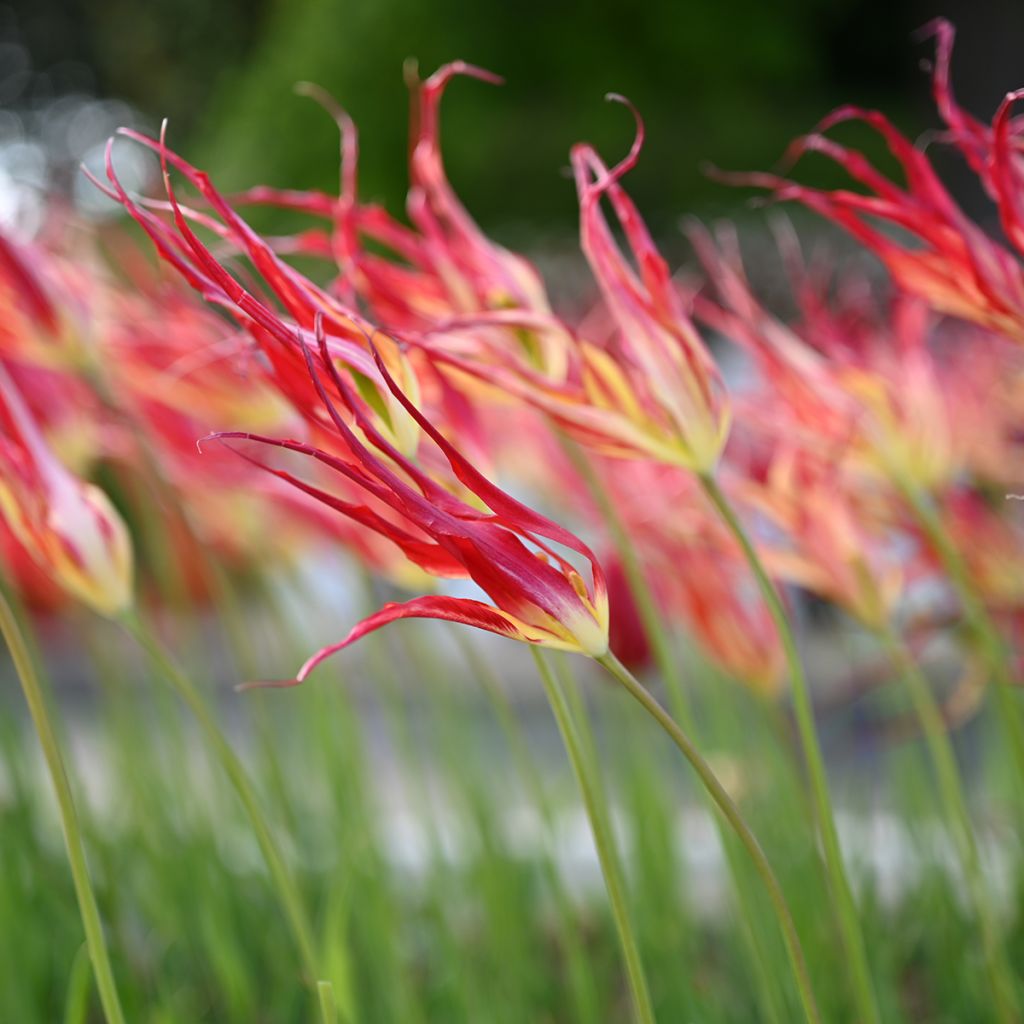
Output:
[[562, 440, 790, 1023], [898, 482, 1024, 791], [62, 943, 94, 1024], [878, 623, 1019, 1023], [455, 635, 602, 1024], [318, 981, 339, 1024], [0, 592, 126, 1024], [599, 649, 821, 1024], [120, 610, 320, 987], [531, 648, 656, 1024], [697, 471, 876, 1024]]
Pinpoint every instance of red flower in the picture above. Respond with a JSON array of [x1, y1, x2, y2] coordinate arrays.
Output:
[[731, 20, 1024, 342], [742, 445, 905, 630], [98, 124, 427, 460], [417, 99, 731, 472], [568, 97, 729, 471], [213, 320, 609, 682], [690, 223, 956, 489], [0, 362, 132, 616]]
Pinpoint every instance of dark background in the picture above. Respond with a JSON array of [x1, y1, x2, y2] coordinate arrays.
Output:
[[5, 0, 1023, 244]]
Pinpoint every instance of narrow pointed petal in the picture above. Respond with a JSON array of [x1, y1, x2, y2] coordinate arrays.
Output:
[[296, 594, 529, 681]]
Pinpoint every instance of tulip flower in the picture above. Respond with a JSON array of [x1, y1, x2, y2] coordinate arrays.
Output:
[[406, 61, 556, 322], [0, 363, 132, 616], [212, 320, 608, 681], [235, 64, 570, 384]]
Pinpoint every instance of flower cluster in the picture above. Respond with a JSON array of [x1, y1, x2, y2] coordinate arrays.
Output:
[[0, 20, 1020, 700]]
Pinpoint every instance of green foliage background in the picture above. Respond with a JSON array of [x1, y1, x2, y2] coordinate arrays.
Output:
[[17, 0, 951, 242]]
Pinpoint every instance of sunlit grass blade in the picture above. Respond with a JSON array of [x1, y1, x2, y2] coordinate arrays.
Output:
[[0, 590, 126, 1024]]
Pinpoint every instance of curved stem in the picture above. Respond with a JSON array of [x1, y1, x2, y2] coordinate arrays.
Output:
[[318, 981, 339, 1024], [562, 439, 789, 1023], [0, 592, 126, 1024], [698, 471, 878, 1024], [878, 623, 1019, 1023], [120, 610, 320, 987], [455, 635, 602, 1024], [531, 648, 656, 1024], [598, 650, 821, 1024], [898, 482, 1024, 791]]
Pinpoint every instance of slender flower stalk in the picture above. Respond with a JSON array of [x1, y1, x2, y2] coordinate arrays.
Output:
[[0, 589, 126, 1024], [119, 610, 321, 988], [876, 620, 1019, 1023], [561, 437, 794, 1021], [318, 981, 340, 1024], [531, 648, 656, 1024], [697, 471, 878, 1024], [454, 633, 601, 1024], [597, 649, 821, 1024]]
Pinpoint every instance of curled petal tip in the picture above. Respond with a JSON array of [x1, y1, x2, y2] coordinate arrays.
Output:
[[603, 93, 644, 181], [294, 81, 354, 128], [913, 16, 953, 44], [195, 430, 223, 452], [440, 60, 505, 87]]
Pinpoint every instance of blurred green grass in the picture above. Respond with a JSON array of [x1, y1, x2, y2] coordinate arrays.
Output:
[[1, 573, 1019, 1023], [20, 0, 931, 240]]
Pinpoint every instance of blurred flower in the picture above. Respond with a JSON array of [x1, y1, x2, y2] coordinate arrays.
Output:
[[743, 445, 905, 630], [100, 126, 424, 459], [569, 99, 729, 472], [690, 223, 956, 490], [603, 555, 652, 671], [0, 362, 132, 615], [942, 489, 1024, 612], [672, 534, 783, 696], [582, 456, 783, 693], [734, 20, 1024, 343], [419, 101, 731, 472], [0, 229, 96, 369]]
